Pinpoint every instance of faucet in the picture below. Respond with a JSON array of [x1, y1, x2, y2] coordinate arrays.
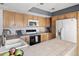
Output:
[[1, 29, 11, 46], [2, 34, 6, 46]]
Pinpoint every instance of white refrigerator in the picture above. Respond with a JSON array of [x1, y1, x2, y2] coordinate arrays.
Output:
[[56, 18, 77, 43]]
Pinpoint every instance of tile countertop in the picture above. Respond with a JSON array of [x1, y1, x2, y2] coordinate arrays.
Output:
[[20, 39, 76, 56], [0, 32, 50, 46]]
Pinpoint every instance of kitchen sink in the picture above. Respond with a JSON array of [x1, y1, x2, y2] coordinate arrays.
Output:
[[0, 38, 29, 53]]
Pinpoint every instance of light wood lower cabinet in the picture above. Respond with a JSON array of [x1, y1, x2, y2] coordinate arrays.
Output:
[[41, 33, 53, 42]]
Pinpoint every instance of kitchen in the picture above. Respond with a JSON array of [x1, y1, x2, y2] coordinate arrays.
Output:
[[0, 3, 78, 56]]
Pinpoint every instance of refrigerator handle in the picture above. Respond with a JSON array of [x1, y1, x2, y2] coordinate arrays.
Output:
[[58, 28, 63, 40]]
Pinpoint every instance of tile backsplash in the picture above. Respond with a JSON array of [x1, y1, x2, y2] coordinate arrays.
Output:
[[8, 27, 46, 35]]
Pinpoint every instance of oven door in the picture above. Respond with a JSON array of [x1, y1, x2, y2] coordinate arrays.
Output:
[[29, 35, 41, 45]]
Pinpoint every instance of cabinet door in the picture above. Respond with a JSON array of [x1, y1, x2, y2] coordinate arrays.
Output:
[[33, 16, 38, 20], [48, 33, 54, 40], [27, 15, 33, 20], [3, 11, 9, 28], [51, 16, 57, 38], [3, 10, 15, 28], [45, 18, 50, 27], [41, 33, 48, 42], [64, 12, 77, 19], [24, 14, 28, 27], [38, 17, 46, 27], [8, 12, 15, 28], [15, 13, 24, 28], [41, 33, 53, 42], [57, 14, 65, 20]]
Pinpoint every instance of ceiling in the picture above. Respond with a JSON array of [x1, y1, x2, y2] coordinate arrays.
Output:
[[0, 3, 78, 17]]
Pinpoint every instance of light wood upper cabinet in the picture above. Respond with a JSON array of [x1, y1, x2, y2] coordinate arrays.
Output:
[[45, 18, 50, 27], [33, 16, 38, 20], [57, 14, 64, 20], [3, 11, 9, 28], [3, 10, 15, 28], [15, 13, 24, 28], [38, 16, 46, 27], [27, 15, 33, 20], [24, 14, 28, 27], [3, 10, 50, 28], [64, 12, 77, 19]]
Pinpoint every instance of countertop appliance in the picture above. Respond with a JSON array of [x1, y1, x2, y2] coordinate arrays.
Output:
[[56, 18, 77, 43]]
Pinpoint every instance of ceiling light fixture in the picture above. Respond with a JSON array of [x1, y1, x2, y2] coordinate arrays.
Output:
[[40, 3, 44, 5], [0, 3, 4, 5], [51, 8, 55, 10]]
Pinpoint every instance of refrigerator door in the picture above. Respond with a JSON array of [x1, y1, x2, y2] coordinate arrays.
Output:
[[62, 18, 77, 43], [56, 18, 77, 43], [56, 20, 64, 40]]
